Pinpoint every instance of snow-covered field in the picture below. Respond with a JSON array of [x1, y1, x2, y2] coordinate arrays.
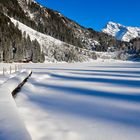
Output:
[[14, 60, 140, 140]]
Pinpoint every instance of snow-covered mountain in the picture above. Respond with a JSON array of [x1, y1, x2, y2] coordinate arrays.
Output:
[[0, 0, 139, 63], [16, 0, 121, 51], [103, 22, 140, 42], [17, 0, 100, 50]]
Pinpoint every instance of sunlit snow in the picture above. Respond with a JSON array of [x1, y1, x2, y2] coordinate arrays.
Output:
[[14, 60, 140, 140]]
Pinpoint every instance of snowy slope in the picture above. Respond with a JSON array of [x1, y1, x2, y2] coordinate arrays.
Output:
[[10, 18, 97, 62], [0, 69, 31, 140], [10, 18, 75, 61], [15, 61, 140, 140], [10, 18, 63, 49], [103, 22, 140, 42]]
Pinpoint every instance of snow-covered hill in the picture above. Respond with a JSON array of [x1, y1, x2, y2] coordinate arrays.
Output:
[[103, 22, 140, 42], [11, 18, 97, 62]]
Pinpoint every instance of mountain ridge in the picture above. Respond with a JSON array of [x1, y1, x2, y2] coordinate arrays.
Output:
[[14, 0, 121, 51], [103, 21, 140, 42]]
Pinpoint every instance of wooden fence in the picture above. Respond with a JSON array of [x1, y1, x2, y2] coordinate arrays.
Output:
[[0, 65, 23, 76]]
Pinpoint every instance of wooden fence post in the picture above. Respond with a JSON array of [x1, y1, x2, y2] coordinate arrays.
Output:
[[15, 65, 16, 72], [3, 67, 5, 76], [10, 66, 12, 74]]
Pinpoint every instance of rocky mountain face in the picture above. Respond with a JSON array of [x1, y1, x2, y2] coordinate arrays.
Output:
[[103, 22, 140, 42], [0, 0, 98, 62]]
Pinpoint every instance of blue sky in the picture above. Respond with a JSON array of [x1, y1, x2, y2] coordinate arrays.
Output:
[[35, 0, 140, 31]]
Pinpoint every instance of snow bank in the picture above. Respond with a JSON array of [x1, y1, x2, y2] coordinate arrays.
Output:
[[0, 70, 32, 140]]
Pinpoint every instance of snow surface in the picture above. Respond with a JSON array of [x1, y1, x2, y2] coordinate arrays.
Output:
[[103, 21, 140, 42], [0, 69, 31, 140], [15, 60, 140, 140]]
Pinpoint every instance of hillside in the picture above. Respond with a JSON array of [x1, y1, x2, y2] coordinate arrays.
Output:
[[11, 18, 97, 62], [0, 0, 120, 50], [0, 0, 97, 63]]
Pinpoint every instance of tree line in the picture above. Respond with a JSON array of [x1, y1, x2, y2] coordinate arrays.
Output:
[[0, 12, 45, 63]]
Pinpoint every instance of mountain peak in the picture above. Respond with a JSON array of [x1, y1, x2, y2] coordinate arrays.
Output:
[[106, 21, 123, 28], [103, 21, 140, 42]]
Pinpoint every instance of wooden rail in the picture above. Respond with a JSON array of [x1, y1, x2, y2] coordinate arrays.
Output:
[[12, 71, 32, 98]]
